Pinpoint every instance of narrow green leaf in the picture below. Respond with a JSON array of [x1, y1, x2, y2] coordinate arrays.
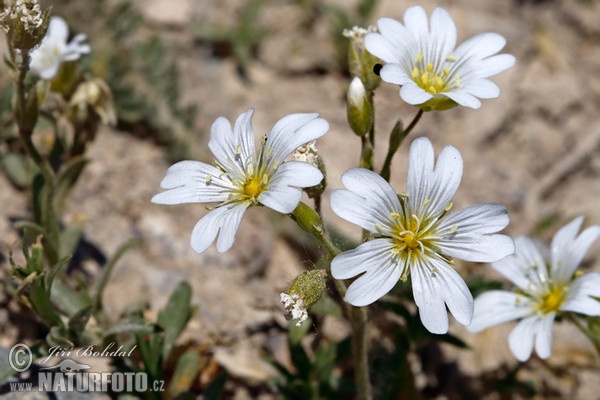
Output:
[[158, 281, 194, 361], [167, 349, 201, 398], [105, 317, 157, 336], [54, 156, 89, 213], [51, 280, 91, 317], [59, 221, 84, 260], [202, 372, 228, 400], [1, 152, 31, 188]]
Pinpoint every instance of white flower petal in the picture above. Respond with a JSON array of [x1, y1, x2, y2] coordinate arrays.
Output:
[[438, 233, 515, 263], [151, 160, 230, 204], [343, 247, 402, 306], [63, 34, 91, 60], [48, 16, 69, 42], [331, 168, 400, 233], [258, 185, 302, 215], [331, 238, 395, 279], [461, 79, 500, 99], [399, 83, 434, 105], [535, 314, 555, 359], [508, 316, 540, 362], [406, 137, 435, 210], [190, 203, 249, 254], [551, 217, 600, 282], [470, 54, 516, 78], [407, 138, 463, 218], [232, 108, 256, 161], [561, 272, 600, 316], [491, 236, 546, 290], [426, 144, 463, 217], [376, 17, 411, 54], [208, 115, 237, 169], [258, 161, 322, 214], [403, 6, 429, 41], [379, 64, 412, 85], [411, 257, 473, 334], [364, 33, 401, 64], [453, 32, 507, 61], [273, 160, 323, 188], [436, 204, 514, 263], [429, 7, 457, 60], [266, 114, 329, 163], [439, 203, 510, 235], [330, 190, 392, 233], [442, 91, 482, 109], [38, 64, 61, 80], [468, 291, 533, 333]]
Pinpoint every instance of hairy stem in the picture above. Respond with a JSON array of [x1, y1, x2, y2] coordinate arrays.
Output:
[[290, 203, 372, 399], [16, 49, 60, 265]]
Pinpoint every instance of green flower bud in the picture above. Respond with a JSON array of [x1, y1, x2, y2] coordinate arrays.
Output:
[[291, 201, 323, 237], [347, 77, 373, 137], [344, 26, 381, 92], [281, 269, 327, 326], [5, 1, 51, 50]]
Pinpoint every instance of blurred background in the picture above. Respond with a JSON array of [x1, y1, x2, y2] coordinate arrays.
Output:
[[2, 0, 600, 398]]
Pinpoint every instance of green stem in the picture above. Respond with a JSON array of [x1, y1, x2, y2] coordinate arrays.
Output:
[[403, 109, 424, 138], [15, 49, 60, 265], [94, 238, 142, 315], [350, 306, 371, 400], [567, 314, 600, 355], [290, 203, 371, 399], [358, 92, 375, 171], [380, 109, 423, 182]]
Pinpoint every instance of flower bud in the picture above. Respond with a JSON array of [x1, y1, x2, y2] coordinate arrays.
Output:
[[5, 0, 51, 50], [69, 78, 117, 126], [347, 77, 373, 137], [291, 201, 323, 238], [344, 26, 381, 91], [281, 269, 327, 326]]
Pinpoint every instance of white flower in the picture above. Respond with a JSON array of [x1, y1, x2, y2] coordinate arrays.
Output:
[[365, 6, 515, 111], [469, 217, 600, 361], [280, 293, 308, 326], [152, 108, 329, 254], [330, 137, 514, 334], [29, 16, 91, 80]]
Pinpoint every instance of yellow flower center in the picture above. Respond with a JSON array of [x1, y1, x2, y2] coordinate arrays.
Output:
[[412, 52, 459, 95], [536, 284, 567, 315], [242, 174, 268, 200], [386, 208, 444, 282], [412, 63, 448, 95]]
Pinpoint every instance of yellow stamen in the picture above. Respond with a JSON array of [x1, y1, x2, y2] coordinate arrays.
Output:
[[536, 285, 567, 314]]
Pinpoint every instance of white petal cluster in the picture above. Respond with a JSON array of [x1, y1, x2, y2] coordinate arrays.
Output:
[[29, 16, 91, 80], [152, 108, 329, 254], [469, 217, 600, 361], [280, 293, 308, 326], [330, 137, 514, 334], [365, 6, 515, 110]]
